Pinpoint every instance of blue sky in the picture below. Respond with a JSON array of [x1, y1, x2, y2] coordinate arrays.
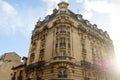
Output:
[[0, 0, 120, 64]]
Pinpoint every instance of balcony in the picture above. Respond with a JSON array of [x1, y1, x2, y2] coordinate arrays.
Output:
[[51, 56, 74, 65], [92, 64, 102, 70], [80, 60, 91, 68], [56, 31, 70, 36], [58, 74, 67, 78], [53, 19, 73, 26], [25, 61, 45, 73], [36, 61, 45, 68], [55, 55, 72, 60], [78, 25, 86, 32], [84, 77, 89, 80], [60, 43, 66, 48], [37, 77, 42, 80], [25, 63, 36, 72]]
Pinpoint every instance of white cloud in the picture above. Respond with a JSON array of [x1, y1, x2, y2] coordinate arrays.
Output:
[[42, 0, 60, 14], [0, 0, 38, 37], [42, 0, 68, 15], [84, 0, 120, 14], [0, 0, 18, 35], [0, 0, 17, 14]]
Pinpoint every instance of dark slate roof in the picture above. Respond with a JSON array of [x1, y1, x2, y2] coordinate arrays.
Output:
[[40, 10, 58, 24], [35, 9, 110, 38], [68, 9, 77, 19]]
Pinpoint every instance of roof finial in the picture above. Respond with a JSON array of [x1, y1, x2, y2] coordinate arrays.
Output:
[[58, 1, 69, 9]]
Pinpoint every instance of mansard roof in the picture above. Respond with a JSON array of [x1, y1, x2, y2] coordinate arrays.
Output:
[[35, 2, 110, 39]]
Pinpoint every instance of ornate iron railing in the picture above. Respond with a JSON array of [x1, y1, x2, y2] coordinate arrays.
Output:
[[25, 61, 45, 73]]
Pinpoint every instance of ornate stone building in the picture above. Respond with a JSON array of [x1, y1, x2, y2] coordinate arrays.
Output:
[[11, 1, 115, 80]]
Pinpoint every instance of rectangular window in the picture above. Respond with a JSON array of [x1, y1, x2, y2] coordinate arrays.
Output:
[[60, 27, 67, 33], [41, 35, 45, 41], [92, 48, 94, 55], [20, 70, 23, 76], [81, 34, 85, 40], [82, 44, 86, 53], [30, 53, 35, 63], [68, 43, 70, 48], [60, 38, 66, 47], [59, 51, 65, 56]]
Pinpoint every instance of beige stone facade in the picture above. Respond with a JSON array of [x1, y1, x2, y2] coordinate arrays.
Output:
[[11, 1, 115, 80], [0, 52, 21, 80], [11, 56, 27, 80]]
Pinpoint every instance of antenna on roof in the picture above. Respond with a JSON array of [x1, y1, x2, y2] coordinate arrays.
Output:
[[77, 9, 79, 14]]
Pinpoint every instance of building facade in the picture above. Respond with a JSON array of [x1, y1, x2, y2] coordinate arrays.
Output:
[[0, 52, 21, 80], [11, 57, 27, 80], [11, 2, 115, 80]]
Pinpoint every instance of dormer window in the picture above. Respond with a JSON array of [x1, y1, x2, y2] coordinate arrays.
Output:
[[45, 15, 50, 21], [60, 8, 67, 14], [77, 14, 82, 21]]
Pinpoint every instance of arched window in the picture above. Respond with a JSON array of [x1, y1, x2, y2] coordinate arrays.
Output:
[[58, 67, 67, 78]]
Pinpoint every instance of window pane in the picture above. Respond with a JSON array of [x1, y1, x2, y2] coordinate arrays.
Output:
[[60, 27, 67, 33], [60, 38, 66, 47], [59, 51, 65, 56]]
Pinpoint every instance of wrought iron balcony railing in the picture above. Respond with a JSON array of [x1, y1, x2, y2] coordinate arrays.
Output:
[[37, 77, 42, 80], [25, 61, 45, 73], [92, 64, 102, 70], [58, 74, 67, 78], [53, 55, 73, 60], [84, 77, 89, 80], [80, 60, 103, 70], [60, 43, 66, 48], [80, 60, 91, 68], [56, 31, 70, 35]]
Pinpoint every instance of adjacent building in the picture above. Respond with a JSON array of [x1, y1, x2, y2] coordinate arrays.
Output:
[[11, 57, 27, 80], [0, 52, 21, 80], [11, 1, 115, 80]]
